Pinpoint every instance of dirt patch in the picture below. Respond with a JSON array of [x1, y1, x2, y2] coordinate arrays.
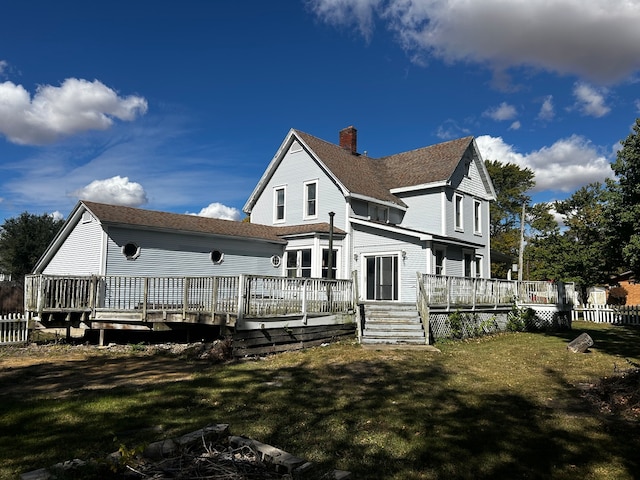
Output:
[[580, 364, 640, 421], [0, 340, 232, 400]]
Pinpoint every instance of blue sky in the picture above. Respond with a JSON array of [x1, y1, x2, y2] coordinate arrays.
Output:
[[1, 0, 640, 223]]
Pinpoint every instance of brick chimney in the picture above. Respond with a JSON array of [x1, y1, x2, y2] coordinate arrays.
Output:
[[339, 126, 357, 155]]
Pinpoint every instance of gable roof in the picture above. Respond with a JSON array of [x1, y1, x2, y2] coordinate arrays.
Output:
[[245, 128, 489, 213], [380, 136, 475, 190], [33, 201, 346, 273]]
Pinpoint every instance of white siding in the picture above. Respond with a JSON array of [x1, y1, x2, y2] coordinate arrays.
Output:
[[251, 147, 347, 231], [105, 227, 284, 277], [352, 224, 427, 302], [42, 214, 103, 275], [396, 188, 443, 234]]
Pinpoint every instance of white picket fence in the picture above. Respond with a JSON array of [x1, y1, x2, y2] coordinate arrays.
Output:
[[572, 304, 640, 326], [0, 313, 28, 345]]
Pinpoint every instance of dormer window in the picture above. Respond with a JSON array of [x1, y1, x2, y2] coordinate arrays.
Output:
[[369, 204, 388, 223]]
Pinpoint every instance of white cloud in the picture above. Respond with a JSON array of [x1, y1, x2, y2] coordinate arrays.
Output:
[[484, 102, 517, 121], [71, 176, 148, 207], [189, 202, 243, 221], [476, 135, 613, 194], [509, 121, 521, 131], [50, 211, 64, 221], [308, 0, 640, 83], [0, 78, 147, 145], [572, 82, 610, 117], [538, 95, 555, 121]]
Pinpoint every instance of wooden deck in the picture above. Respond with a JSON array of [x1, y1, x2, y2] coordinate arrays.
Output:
[[420, 274, 575, 310], [24, 274, 355, 332], [24, 273, 574, 343]]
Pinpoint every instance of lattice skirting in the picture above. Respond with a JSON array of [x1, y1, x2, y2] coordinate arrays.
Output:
[[429, 305, 571, 341], [430, 311, 509, 340]]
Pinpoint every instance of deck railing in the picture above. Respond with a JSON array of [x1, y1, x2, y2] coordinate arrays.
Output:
[[420, 274, 574, 309], [421, 274, 517, 308], [243, 275, 353, 317], [25, 274, 353, 320]]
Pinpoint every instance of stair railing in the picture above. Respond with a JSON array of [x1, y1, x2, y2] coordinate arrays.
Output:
[[416, 272, 431, 345]]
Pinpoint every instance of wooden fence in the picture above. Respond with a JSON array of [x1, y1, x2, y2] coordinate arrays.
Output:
[[0, 313, 28, 345], [572, 304, 640, 326]]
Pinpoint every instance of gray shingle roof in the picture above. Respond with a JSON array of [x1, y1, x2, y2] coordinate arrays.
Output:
[[81, 201, 343, 242], [295, 130, 474, 205]]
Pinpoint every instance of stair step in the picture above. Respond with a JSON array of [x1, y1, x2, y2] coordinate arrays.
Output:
[[364, 324, 424, 331], [361, 337, 427, 345], [360, 303, 427, 345]]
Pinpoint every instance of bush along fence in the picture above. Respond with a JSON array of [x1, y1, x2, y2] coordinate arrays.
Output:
[[572, 304, 640, 326], [429, 305, 569, 342], [0, 313, 28, 345]]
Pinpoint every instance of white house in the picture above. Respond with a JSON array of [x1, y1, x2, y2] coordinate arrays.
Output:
[[35, 126, 495, 304], [244, 126, 496, 303]]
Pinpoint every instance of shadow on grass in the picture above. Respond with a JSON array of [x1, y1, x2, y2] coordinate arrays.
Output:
[[2, 342, 639, 479]]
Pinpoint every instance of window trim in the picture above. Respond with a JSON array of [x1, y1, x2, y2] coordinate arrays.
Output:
[[274, 185, 286, 223], [285, 248, 312, 278], [475, 255, 483, 278], [210, 250, 225, 265], [434, 247, 446, 276], [122, 242, 141, 261], [454, 194, 464, 231], [473, 199, 482, 235], [303, 180, 318, 220]]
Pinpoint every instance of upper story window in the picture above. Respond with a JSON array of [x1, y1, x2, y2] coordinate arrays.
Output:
[[454, 194, 463, 231], [369, 204, 388, 223], [274, 186, 286, 222], [473, 199, 481, 234], [304, 180, 318, 219]]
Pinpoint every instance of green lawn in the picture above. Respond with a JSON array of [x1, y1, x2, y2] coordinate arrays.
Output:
[[1, 321, 639, 479]]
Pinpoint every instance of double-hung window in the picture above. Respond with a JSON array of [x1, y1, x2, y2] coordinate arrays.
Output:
[[274, 186, 286, 222], [473, 199, 481, 234], [304, 181, 318, 219], [454, 194, 463, 231]]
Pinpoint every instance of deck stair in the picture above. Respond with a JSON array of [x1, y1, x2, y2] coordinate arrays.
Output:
[[361, 302, 427, 345]]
